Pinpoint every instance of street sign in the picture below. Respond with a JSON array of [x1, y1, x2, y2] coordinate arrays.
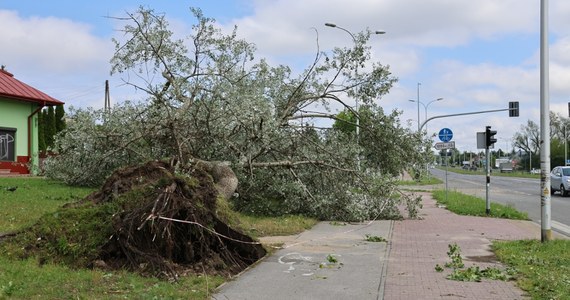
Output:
[[477, 132, 493, 149], [438, 128, 453, 142], [434, 141, 455, 150]]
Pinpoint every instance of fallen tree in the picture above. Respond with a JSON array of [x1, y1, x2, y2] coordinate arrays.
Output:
[[44, 6, 427, 221], [2, 160, 266, 280]]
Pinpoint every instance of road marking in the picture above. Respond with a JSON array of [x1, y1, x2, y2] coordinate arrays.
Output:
[[552, 220, 570, 237], [278, 252, 313, 273], [537, 220, 570, 237]]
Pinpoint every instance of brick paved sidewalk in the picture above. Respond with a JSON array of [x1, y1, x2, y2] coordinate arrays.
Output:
[[383, 192, 540, 300]]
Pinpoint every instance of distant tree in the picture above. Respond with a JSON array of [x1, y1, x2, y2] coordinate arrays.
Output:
[[44, 106, 56, 148], [55, 105, 66, 132], [332, 105, 427, 174], [38, 110, 46, 152], [551, 138, 565, 167], [513, 120, 540, 155], [332, 109, 357, 135]]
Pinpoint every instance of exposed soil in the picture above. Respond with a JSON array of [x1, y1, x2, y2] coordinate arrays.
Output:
[[465, 254, 498, 263]]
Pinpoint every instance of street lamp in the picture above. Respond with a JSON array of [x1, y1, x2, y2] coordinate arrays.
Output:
[[325, 22, 385, 170], [408, 96, 443, 178], [415, 83, 421, 132], [497, 137, 511, 158], [324, 23, 386, 36], [408, 97, 444, 135], [564, 124, 568, 166]]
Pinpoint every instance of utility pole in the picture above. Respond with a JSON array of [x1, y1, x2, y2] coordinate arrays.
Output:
[[104, 80, 111, 112], [325, 23, 384, 171], [540, 0, 552, 242], [416, 83, 421, 132]]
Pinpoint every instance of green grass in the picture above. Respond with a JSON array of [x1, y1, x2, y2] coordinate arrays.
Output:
[[399, 176, 443, 186], [0, 256, 224, 299], [432, 189, 529, 220], [439, 167, 540, 179], [0, 176, 316, 298], [493, 239, 570, 300], [214, 195, 318, 238], [236, 214, 318, 238], [0, 177, 94, 233]]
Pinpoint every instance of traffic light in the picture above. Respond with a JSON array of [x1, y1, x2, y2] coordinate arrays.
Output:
[[485, 126, 497, 148], [509, 101, 519, 117]]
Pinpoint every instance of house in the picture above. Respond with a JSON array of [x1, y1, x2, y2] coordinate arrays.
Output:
[[0, 67, 64, 175]]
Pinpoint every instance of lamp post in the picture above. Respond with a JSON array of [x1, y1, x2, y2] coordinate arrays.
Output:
[[527, 136, 532, 171], [325, 23, 385, 170], [416, 83, 421, 132], [564, 124, 568, 166], [408, 97, 443, 177], [497, 137, 510, 157], [409, 97, 444, 135], [539, 0, 551, 242]]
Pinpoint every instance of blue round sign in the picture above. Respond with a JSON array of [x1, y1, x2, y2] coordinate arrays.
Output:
[[438, 128, 453, 142]]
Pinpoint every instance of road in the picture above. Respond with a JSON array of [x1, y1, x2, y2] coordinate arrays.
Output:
[[430, 168, 570, 238]]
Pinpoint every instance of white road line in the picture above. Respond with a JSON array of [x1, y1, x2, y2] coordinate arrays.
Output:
[[537, 220, 570, 237], [552, 220, 570, 237]]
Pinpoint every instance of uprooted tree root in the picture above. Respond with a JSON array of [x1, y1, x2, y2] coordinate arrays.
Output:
[[2, 160, 266, 280]]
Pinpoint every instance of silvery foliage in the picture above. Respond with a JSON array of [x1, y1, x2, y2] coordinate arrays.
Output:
[[43, 103, 166, 186], [45, 7, 427, 221]]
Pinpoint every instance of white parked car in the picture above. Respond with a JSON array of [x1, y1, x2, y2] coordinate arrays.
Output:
[[550, 166, 570, 196], [530, 168, 540, 174]]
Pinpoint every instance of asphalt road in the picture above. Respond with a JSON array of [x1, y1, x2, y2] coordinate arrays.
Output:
[[430, 167, 570, 237]]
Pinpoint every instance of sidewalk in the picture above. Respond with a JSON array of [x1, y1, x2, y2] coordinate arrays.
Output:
[[213, 220, 393, 300], [384, 192, 538, 299], [213, 191, 544, 300]]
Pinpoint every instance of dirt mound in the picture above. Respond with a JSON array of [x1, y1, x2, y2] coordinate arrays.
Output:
[[6, 160, 266, 279]]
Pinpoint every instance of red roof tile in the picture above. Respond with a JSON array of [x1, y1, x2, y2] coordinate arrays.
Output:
[[0, 68, 64, 105]]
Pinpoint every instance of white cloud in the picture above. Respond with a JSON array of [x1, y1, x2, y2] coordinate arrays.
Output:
[[0, 10, 112, 74], [227, 0, 537, 56], [5, 0, 570, 153]]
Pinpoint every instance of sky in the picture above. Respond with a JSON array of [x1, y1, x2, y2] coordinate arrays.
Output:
[[1, 0, 570, 154]]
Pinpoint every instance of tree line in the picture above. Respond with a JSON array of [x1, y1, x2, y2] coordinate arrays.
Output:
[[513, 111, 570, 169], [38, 104, 66, 152]]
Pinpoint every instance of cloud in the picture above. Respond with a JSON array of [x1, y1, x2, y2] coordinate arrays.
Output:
[[4, 0, 568, 152], [226, 0, 537, 55], [0, 10, 112, 75]]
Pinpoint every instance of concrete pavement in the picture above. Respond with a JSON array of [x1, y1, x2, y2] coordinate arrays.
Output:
[[213, 191, 549, 300], [213, 220, 393, 300]]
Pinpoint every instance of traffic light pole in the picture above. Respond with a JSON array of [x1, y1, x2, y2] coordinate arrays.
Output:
[[419, 105, 518, 132], [485, 126, 496, 216]]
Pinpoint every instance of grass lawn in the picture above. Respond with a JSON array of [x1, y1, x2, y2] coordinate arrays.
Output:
[[0, 177, 94, 233], [0, 176, 316, 299], [0, 256, 224, 299], [431, 189, 529, 220], [398, 175, 443, 186], [493, 239, 570, 300], [440, 166, 540, 179]]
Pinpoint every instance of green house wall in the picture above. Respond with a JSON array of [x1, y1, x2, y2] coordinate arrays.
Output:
[[0, 97, 40, 174]]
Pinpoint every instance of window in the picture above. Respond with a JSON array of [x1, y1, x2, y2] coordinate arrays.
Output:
[[0, 127, 16, 161]]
